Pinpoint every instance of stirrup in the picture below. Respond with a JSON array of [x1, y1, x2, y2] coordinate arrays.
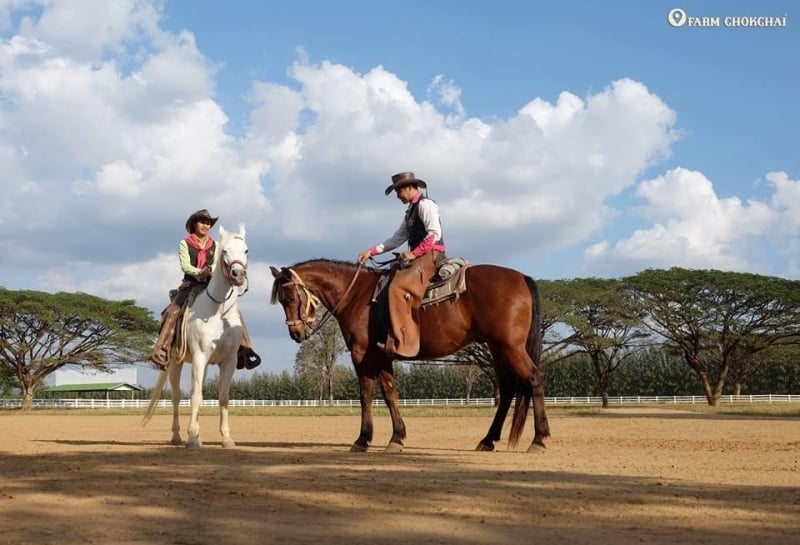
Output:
[[376, 336, 398, 356]]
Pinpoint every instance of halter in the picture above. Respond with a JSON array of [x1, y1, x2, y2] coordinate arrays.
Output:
[[278, 263, 362, 337]]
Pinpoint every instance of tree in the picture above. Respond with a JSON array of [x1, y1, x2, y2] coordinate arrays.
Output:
[[728, 343, 799, 395], [294, 314, 348, 403], [625, 268, 800, 405], [0, 289, 158, 410], [544, 278, 649, 407]]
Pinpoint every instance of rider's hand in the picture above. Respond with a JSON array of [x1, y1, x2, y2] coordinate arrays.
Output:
[[400, 251, 416, 261], [197, 267, 212, 281], [357, 250, 372, 265]]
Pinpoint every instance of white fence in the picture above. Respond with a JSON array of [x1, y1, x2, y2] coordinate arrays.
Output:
[[0, 394, 797, 410]]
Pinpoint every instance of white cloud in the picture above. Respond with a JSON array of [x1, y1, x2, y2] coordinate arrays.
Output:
[[253, 67, 678, 260], [583, 167, 793, 274], [767, 171, 800, 231], [18, 0, 163, 61]]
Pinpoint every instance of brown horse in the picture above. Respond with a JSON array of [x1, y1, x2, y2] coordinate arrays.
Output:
[[270, 259, 550, 453]]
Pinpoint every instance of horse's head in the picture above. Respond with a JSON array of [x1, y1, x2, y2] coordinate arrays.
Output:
[[217, 225, 249, 288], [269, 265, 321, 343]]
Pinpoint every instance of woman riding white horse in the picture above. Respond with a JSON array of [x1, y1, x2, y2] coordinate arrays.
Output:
[[149, 209, 259, 370], [144, 221, 254, 448]]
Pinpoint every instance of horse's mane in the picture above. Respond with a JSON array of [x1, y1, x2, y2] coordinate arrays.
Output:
[[289, 257, 358, 269], [271, 258, 381, 305]]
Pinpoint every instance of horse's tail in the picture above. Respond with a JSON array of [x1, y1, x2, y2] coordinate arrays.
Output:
[[508, 274, 543, 447], [141, 368, 168, 426]]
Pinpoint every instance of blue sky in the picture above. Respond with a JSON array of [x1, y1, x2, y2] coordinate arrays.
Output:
[[1, 0, 798, 382]]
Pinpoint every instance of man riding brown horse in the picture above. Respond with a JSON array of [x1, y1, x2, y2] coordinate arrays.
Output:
[[357, 172, 446, 358]]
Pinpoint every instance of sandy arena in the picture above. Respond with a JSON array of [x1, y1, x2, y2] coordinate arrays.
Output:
[[1, 408, 799, 545]]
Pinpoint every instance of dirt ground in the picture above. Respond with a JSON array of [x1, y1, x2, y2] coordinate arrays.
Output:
[[1, 408, 799, 545]]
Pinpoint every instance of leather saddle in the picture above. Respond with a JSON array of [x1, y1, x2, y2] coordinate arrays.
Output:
[[371, 257, 470, 308]]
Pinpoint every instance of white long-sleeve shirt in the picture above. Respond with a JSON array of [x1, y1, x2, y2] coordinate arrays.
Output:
[[369, 193, 446, 257]]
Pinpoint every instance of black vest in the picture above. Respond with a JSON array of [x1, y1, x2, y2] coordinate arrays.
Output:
[[405, 197, 445, 249], [183, 238, 216, 283]]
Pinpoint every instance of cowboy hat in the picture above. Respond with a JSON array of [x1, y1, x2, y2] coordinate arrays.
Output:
[[384, 171, 427, 196], [185, 209, 219, 233]]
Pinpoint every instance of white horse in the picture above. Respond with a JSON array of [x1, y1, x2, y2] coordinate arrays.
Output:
[[143, 225, 249, 448]]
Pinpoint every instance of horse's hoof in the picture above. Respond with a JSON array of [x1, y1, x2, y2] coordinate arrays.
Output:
[[384, 442, 404, 453], [350, 443, 369, 453], [170, 437, 183, 446], [475, 442, 495, 452], [221, 439, 236, 448], [527, 441, 546, 454], [185, 440, 202, 449]]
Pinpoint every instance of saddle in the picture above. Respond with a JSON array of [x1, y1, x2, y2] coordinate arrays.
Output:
[[371, 257, 470, 308], [421, 257, 470, 307]]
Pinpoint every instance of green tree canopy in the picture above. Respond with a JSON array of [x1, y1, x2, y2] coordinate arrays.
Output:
[[624, 268, 800, 405], [0, 289, 158, 410], [544, 278, 649, 406]]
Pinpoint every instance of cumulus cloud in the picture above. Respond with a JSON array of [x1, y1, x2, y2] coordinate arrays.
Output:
[[583, 168, 798, 275]]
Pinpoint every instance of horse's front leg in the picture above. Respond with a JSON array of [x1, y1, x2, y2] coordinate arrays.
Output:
[[377, 364, 406, 453], [168, 363, 183, 445], [351, 370, 376, 452], [217, 351, 237, 448], [186, 356, 207, 449]]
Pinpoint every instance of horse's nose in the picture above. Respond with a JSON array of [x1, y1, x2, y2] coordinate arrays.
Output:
[[231, 267, 247, 280]]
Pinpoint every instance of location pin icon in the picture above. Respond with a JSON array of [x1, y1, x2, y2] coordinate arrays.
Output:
[[668, 8, 687, 27]]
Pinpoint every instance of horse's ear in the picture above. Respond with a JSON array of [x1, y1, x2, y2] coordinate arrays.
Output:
[[239, 224, 246, 237], [218, 225, 227, 237], [269, 266, 281, 278]]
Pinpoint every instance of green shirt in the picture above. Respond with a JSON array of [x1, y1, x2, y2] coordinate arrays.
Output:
[[178, 238, 219, 278]]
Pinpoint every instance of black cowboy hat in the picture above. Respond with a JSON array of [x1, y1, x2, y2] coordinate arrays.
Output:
[[384, 171, 427, 196], [185, 209, 219, 233]]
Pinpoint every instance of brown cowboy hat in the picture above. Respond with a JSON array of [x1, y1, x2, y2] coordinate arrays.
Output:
[[185, 209, 219, 233], [384, 171, 427, 196]]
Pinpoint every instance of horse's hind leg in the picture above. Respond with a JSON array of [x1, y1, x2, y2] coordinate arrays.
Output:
[[528, 361, 549, 453], [476, 365, 514, 451], [377, 363, 406, 453], [168, 362, 183, 445]]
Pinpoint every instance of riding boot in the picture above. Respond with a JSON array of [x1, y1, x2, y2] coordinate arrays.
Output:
[[236, 311, 262, 370], [148, 303, 181, 370]]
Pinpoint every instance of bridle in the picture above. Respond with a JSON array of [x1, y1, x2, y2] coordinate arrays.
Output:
[[278, 263, 363, 337], [205, 235, 249, 308], [281, 269, 322, 335]]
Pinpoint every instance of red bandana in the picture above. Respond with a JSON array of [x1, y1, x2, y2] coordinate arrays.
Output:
[[186, 234, 214, 270]]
